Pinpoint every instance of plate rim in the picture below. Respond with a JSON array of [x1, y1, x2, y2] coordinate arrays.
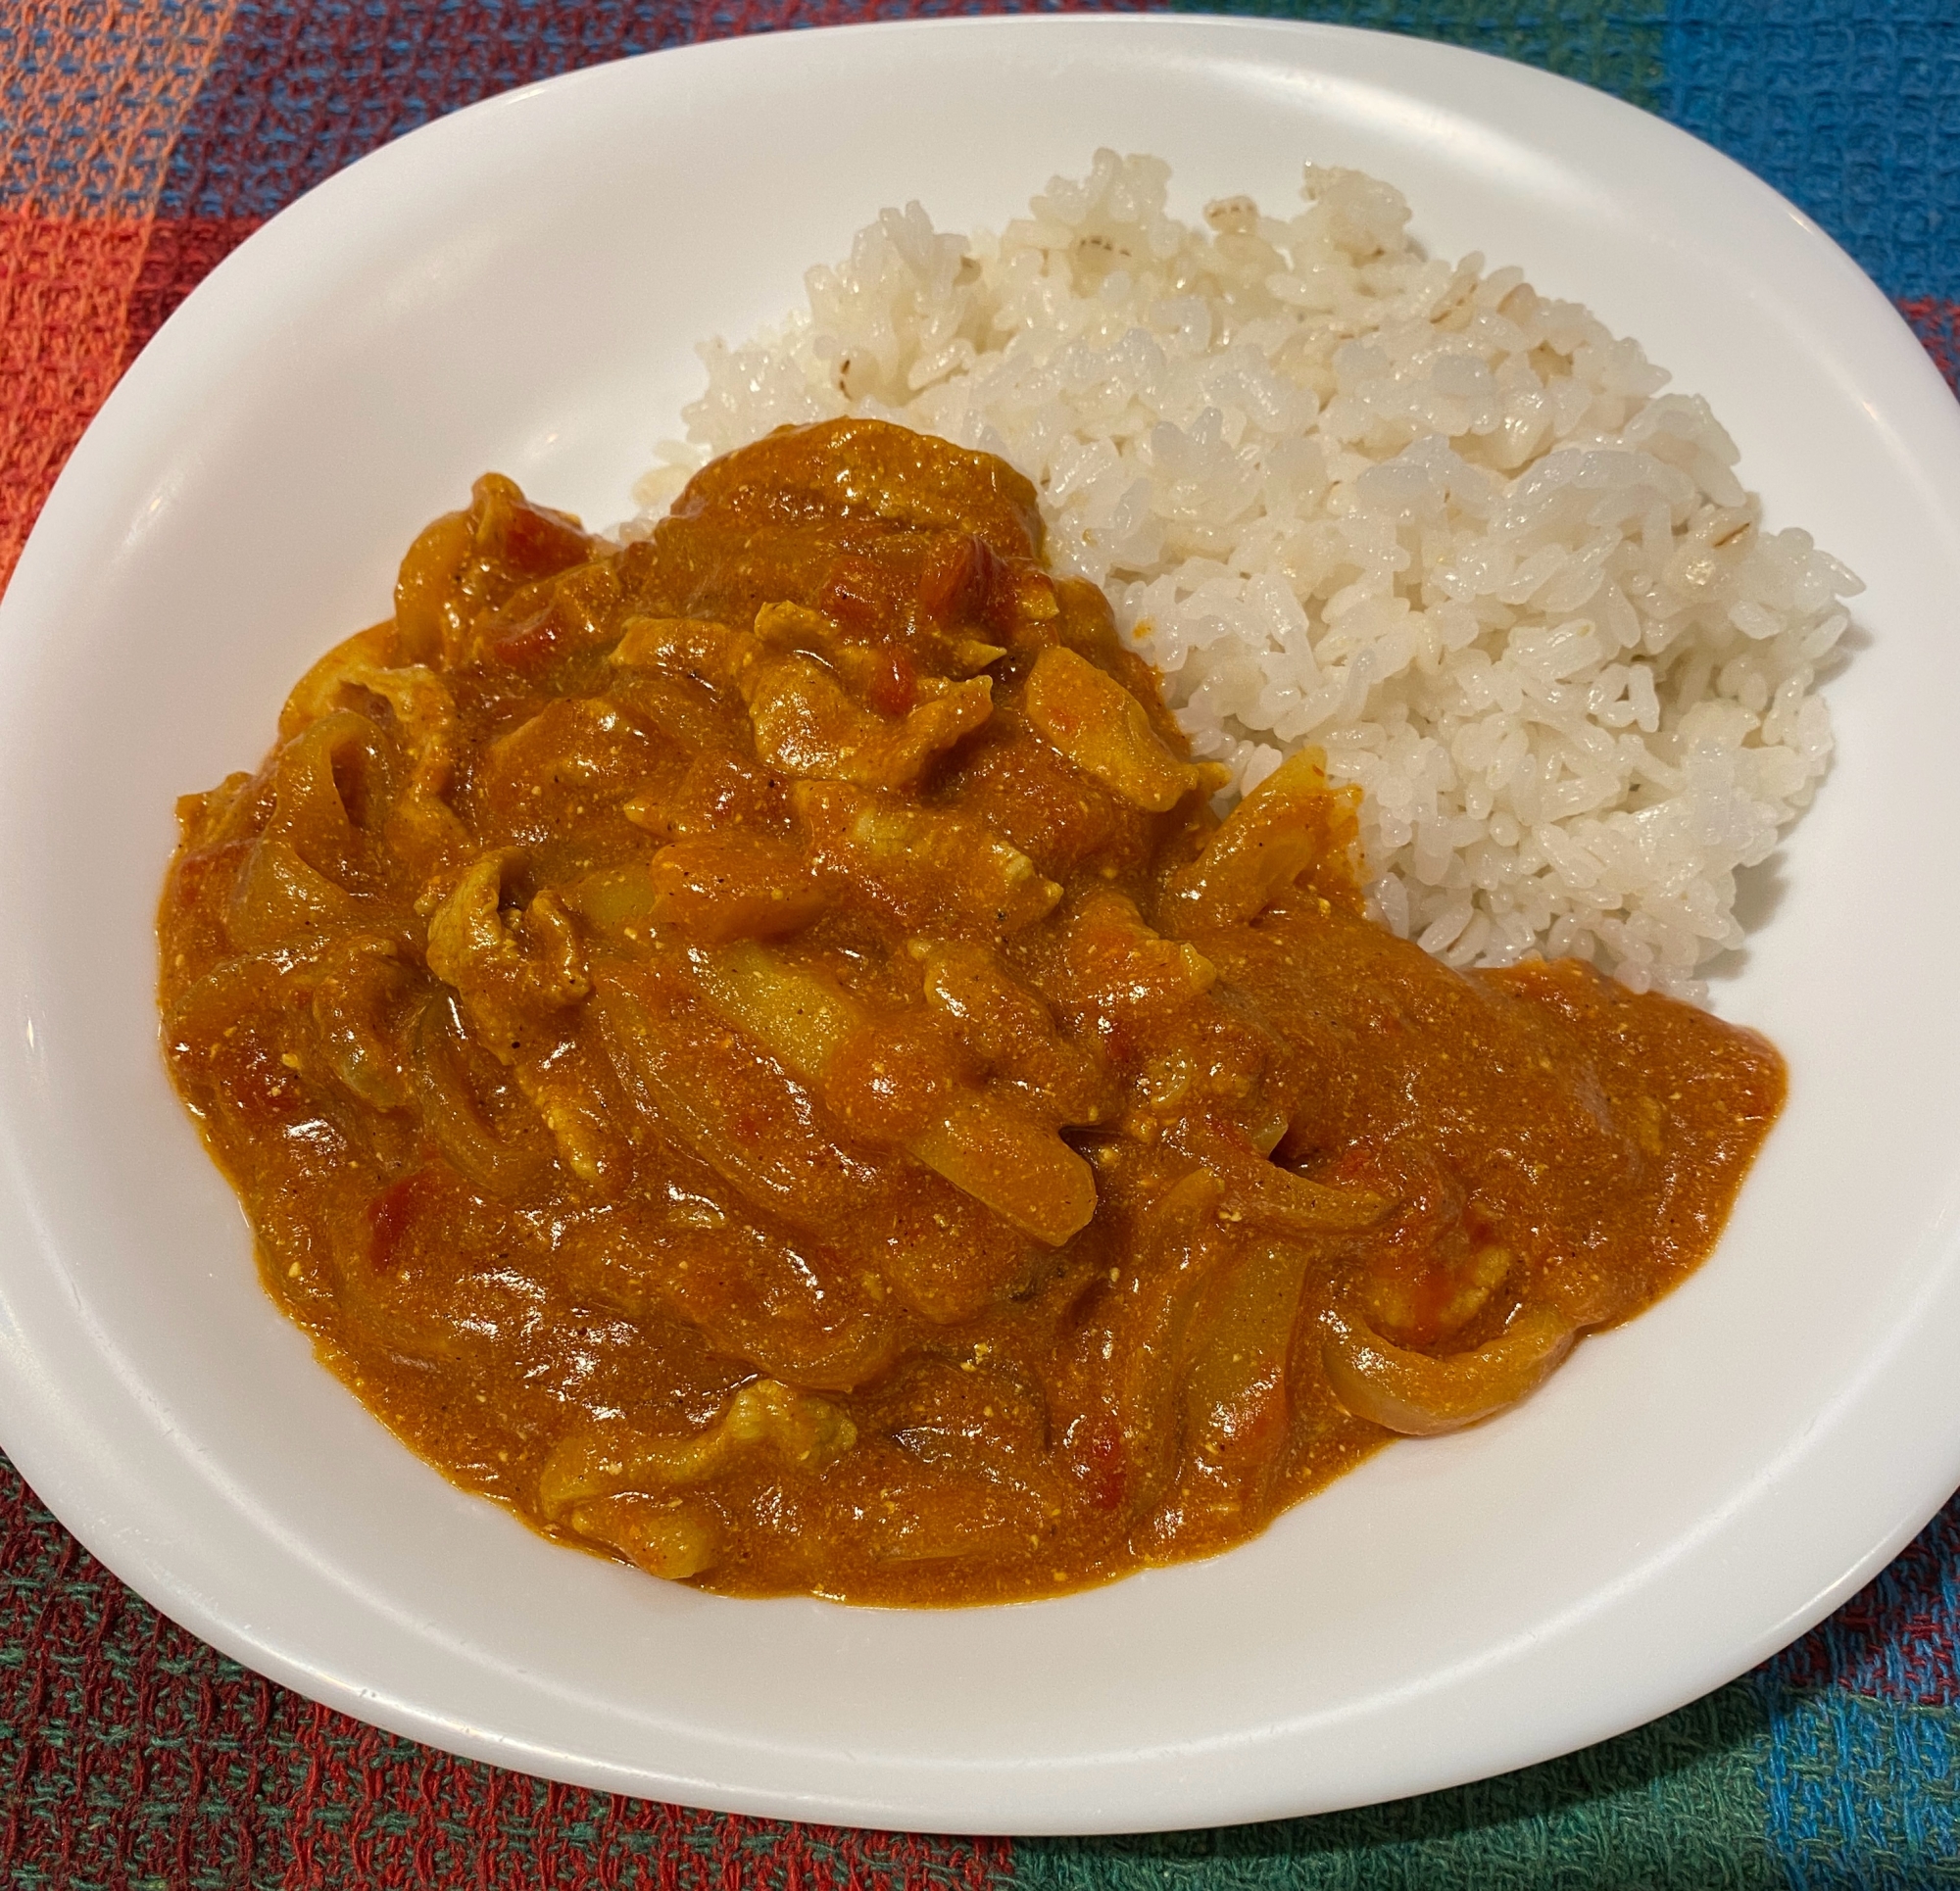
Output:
[[3, 8, 1959, 1833]]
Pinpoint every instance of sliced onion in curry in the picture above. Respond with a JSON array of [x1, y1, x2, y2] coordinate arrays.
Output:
[[1320, 1306, 1577, 1437]]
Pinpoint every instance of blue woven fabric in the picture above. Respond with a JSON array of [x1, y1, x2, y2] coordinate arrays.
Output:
[[1191, 1, 1960, 305], [1665, 0, 1960, 303]]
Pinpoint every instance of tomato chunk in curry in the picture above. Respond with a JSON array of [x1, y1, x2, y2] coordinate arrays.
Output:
[[158, 418, 1784, 1604]]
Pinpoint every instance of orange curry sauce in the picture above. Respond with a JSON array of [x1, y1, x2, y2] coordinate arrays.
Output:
[[159, 418, 1784, 1604]]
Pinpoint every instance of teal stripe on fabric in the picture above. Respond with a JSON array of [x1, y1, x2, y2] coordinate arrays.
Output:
[[1014, 1679, 1779, 1889], [1662, 0, 1960, 304], [1757, 1680, 1960, 1887], [1163, 1, 1666, 110]]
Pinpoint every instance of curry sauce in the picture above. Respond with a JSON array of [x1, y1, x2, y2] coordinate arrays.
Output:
[[158, 418, 1784, 1604]]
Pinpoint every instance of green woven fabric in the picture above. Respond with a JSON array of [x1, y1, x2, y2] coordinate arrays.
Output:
[[1020, 1682, 1778, 1889]]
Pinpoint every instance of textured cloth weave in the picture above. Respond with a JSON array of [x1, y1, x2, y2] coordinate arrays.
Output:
[[3, 2, 1958, 1885]]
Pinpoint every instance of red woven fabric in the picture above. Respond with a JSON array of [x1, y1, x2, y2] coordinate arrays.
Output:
[[1771, 1495, 1960, 1708], [1, 1452, 1014, 1885], [0, 1459, 281, 1886], [124, 216, 266, 365], [280, 1705, 1009, 1890], [1901, 296, 1960, 400]]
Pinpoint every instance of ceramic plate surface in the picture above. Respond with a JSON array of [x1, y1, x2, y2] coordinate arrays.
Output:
[[3, 14, 1958, 1835]]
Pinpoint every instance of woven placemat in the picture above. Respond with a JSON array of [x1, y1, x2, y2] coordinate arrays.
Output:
[[3, 2, 1956, 1883]]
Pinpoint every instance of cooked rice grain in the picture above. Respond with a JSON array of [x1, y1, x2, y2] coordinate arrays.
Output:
[[643, 151, 1859, 999]]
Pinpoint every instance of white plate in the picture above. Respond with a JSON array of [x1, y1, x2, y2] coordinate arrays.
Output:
[[2, 14, 1958, 1836]]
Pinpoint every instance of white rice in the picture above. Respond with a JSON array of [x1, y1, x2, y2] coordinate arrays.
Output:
[[637, 151, 1860, 1000]]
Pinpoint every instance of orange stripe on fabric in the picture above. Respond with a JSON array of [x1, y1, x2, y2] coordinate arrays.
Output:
[[0, 0, 240, 218], [0, 0, 240, 592], [0, 208, 264, 588], [0, 213, 149, 587]]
